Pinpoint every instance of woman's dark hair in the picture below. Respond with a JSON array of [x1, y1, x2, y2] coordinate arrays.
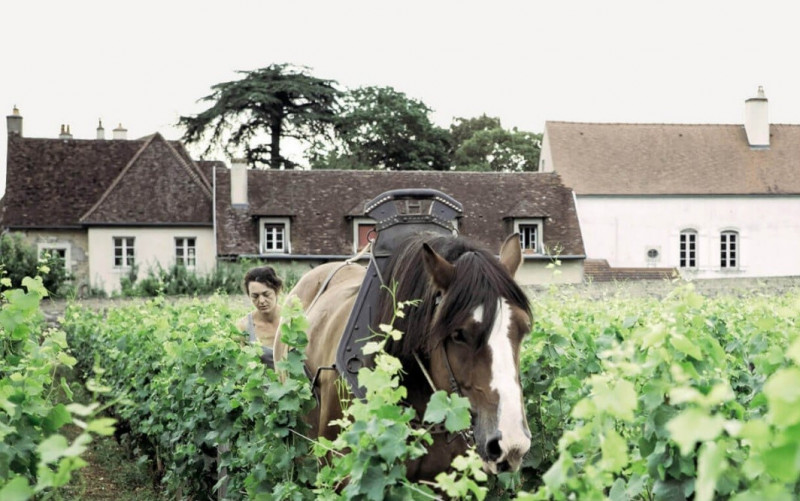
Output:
[[243, 266, 283, 294]]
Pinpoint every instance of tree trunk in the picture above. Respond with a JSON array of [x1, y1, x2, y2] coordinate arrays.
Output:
[[270, 113, 282, 169]]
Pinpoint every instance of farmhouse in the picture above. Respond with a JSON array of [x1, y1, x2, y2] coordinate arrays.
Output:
[[2, 107, 585, 293], [214, 163, 586, 285], [1, 108, 218, 294], [540, 87, 800, 279]]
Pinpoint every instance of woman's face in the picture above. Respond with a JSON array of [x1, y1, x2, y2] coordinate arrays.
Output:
[[248, 281, 278, 314]]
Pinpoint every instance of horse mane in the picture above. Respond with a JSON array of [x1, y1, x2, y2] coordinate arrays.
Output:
[[377, 233, 531, 359]]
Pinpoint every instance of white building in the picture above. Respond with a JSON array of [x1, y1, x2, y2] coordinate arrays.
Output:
[[540, 87, 800, 279]]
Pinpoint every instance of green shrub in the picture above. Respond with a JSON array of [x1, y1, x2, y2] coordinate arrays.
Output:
[[117, 260, 303, 298], [63, 296, 318, 498], [0, 276, 112, 500], [0, 233, 73, 297]]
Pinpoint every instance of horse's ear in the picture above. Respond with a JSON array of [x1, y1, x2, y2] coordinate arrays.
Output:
[[499, 233, 523, 277], [422, 243, 455, 291]]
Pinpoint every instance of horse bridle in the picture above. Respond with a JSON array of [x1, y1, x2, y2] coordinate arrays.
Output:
[[412, 341, 474, 447]]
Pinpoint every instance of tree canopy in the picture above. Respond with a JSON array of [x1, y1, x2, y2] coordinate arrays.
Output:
[[312, 86, 451, 171], [178, 64, 340, 169], [450, 115, 542, 172], [179, 64, 542, 172]]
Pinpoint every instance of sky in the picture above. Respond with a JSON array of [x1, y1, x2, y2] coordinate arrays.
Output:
[[4, 0, 800, 195]]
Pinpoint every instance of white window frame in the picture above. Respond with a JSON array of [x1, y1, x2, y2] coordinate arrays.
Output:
[[259, 217, 291, 254], [352, 217, 376, 254], [113, 237, 135, 269], [514, 218, 543, 254], [679, 229, 698, 269], [720, 230, 739, 270], [175, 237, 197, 269], [38, 243, 71, 273]]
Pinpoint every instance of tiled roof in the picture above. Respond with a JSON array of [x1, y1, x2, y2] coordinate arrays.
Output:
[[215, 168, 585, 258], [545, 121, 800, 195], [81, 134, 211, 225], [583, 259, 678, 282], [2, 133, 212, 228]]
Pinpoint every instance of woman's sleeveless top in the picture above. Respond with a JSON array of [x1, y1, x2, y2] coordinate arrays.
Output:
[[245, 313, 275, 369]]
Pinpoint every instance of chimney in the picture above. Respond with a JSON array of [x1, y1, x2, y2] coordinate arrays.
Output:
[[112, 123, 127, 140], [59, 124, 73, 140], [96, 119, 105, 140], [745, 86, 769, 148], [230, 158, 248, 207], [6, 105, 22, 136]]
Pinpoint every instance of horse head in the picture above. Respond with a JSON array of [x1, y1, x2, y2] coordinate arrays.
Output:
[[386, 233, 532, 474]]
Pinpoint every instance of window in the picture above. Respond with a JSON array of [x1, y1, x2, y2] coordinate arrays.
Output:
[[175, 237, 197, 268], [353, 218, 376, 253], [259, 218, 291, 253], [720, 231, 738, 269], [519, 225, 539, 253], [38, 244, 69, 272], [113, 237, 135, 268], [514, 219, 543, 254], [679, 230, 697, 269]]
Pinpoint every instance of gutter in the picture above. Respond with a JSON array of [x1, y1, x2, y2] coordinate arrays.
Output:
[[220, 254, 368, 262], [212, 167, 217, 259], [220, 253, 587, 262]]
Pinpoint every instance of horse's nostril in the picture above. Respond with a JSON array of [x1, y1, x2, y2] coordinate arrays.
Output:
[[486, 433, 503, 462]]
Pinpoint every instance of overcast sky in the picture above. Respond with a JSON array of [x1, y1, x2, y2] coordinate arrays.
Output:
[[4, 0, 800, 195]]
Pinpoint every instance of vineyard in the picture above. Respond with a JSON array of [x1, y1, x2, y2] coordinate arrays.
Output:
[[3, 279, 800, 499]]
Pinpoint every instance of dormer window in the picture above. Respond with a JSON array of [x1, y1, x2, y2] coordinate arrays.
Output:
[[259, 217, 291, 254], [513, 218, 543, 254], [353, 217, 376, 253]]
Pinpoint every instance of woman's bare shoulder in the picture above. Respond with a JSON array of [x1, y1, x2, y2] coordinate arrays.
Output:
[[235, 315, 248, 332]]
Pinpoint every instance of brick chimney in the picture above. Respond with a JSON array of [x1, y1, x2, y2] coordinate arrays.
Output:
[[230, 158, 248, 208], [745, 86, 769, 148], [6, 105, 22, 136], [96, 119, 105, 140], [59, 124, 73, 140], [112, 123, 127, 140]]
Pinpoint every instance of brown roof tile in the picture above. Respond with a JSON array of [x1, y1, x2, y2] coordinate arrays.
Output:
[[546, 121, 800, 195], [3, 135, 144, 227], [81, 134, 212, 225], [215, 169, 585, 258], [2, 133, 212, 228]]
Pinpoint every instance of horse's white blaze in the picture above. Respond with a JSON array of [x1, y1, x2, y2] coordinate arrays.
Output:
[[487, 299, 530, 458]]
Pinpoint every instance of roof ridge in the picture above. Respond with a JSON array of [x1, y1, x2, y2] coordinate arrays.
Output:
[[79, 135, 157, 222]]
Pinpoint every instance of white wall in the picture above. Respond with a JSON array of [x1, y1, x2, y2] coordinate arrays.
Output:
[[576, 196, 800, 278], [88, 227, 215, 293], [517, 259, 583, 285]]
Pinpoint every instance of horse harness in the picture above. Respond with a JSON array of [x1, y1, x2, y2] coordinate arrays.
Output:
[[306, 189, 472, 444]]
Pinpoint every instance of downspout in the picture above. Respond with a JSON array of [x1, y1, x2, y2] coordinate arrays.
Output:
[[212, 166, 217, 269], [572, 189, 586, 282]]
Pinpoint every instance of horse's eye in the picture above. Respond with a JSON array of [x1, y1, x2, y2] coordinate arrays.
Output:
[[452, 329, 467, 344]]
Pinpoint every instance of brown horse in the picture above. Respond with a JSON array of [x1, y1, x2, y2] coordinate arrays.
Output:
[[274, 232, 532, 480]]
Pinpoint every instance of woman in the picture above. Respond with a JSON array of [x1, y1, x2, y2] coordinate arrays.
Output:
[[235, 266, 283, 368]]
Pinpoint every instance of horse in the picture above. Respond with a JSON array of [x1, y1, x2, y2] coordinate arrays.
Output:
[[274, 232, 532, 480]]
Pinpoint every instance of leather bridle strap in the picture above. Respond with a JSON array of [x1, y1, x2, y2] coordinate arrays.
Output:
[[413, 346, 461, 397], [413, 349, 474, 446]]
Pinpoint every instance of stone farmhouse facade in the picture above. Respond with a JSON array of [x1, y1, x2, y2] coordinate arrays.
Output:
[[1, 109, 585, 294], [540, 87, 800, 279]]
